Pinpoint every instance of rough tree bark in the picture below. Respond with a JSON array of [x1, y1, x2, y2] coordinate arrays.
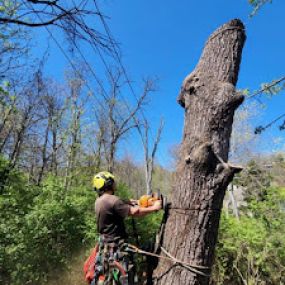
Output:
[[152, 19, 246, 285]]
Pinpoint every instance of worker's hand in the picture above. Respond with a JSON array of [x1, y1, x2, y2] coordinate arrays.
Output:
[[153, 199, 162, 211]]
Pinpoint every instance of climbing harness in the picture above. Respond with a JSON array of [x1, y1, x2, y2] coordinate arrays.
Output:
[[84, 237, 137, 285], [84, 225, 211, 284]]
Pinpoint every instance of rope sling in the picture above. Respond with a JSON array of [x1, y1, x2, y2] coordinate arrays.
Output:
[[125, 244, 211, 277]]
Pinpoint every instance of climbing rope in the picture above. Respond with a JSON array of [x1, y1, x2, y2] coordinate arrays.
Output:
[[126, 244, 211, 277]]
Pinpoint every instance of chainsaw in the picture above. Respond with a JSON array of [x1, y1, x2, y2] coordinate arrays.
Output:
[[130, 189, 170, 254], [136, 190, 170, 256], [137, 189, 168, 211]]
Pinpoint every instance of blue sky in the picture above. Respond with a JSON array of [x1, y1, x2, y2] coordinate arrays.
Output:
[[32, 0, 285, 167]]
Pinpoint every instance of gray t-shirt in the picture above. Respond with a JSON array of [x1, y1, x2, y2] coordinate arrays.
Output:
[[95, 193, 130, 242]]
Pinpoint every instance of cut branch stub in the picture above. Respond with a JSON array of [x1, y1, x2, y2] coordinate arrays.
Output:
[[153, 19, 246, 285]]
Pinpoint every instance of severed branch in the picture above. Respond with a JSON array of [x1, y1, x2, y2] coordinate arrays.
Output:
[[215, 151, 243, 174]]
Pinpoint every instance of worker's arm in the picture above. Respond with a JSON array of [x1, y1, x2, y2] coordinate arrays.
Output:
[[128, 200, 162, 217]]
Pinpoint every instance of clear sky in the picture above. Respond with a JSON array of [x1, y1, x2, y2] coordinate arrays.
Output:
[[32, 0, 285, 167]]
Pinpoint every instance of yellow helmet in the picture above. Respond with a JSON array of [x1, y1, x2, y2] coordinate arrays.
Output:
[[92, 171, 115, 192]]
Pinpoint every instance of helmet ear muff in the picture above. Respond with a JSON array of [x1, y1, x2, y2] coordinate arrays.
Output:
[[104, 177, 114, 189]]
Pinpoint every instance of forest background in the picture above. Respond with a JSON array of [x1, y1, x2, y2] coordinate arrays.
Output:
[[0, 0, 285, 284]]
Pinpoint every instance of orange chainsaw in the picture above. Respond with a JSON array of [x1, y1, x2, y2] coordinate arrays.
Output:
[[138, 193, 160, 208], [137, 189, 167, 210]]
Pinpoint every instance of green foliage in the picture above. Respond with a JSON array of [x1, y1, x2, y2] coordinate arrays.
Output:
[[0, 1, 18, 18], [213, 186, 285, 284], [234, 160, 272, 204], [125, 208, 162, 248], [0, 158, 162, 285], [5, 147, 284, 285], [0, 156, 98, 285], [0, 156, 40, 284], [260, 81, 285, 98]]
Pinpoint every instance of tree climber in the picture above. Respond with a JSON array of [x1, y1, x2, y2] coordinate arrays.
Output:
[[92, 171, 162, 285]]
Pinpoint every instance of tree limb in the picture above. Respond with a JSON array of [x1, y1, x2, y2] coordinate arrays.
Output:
[[0, 11, 70, 27]]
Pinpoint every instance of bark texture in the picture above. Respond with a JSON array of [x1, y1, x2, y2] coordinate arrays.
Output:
[[153, 19, 246, 285]]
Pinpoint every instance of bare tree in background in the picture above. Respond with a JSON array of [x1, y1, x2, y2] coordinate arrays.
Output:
[[0, 68, 49, 177], [0, 86, 18, 153], [63, 72, 86, 191], [137, 117, 164, 195], [153, 19, 246, 285], [0, 0, 114, 54], [230, 101, 261, 163], [7, 71, 44, 170], [0, 24, 28, 77], [36, 79, 66, 184], [89, 106, 107, 171], [94, 68, 154, 173]]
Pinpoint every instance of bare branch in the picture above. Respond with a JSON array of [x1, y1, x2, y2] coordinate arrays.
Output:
[[151, 119, 164, 160], [0, 0, 113, 55], [0, 11, 71, 27], [117, 79, 154, 137]]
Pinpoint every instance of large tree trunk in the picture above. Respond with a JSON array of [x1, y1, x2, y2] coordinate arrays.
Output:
[[153, 19, 246, 285]]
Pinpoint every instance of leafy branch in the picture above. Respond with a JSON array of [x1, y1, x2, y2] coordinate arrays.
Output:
[[249, 0, 273, 17]]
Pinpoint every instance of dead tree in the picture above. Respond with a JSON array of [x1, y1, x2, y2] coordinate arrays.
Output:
[[37, 83, 65, 184], [95, 68, 153, 173], [0, 91, 18, 153], [137, 118, 164, 195], [7, 72, 44, 170], [64, 75, 84, 191], [153, 19, 246, 285], [0, 0, 114, 54]]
